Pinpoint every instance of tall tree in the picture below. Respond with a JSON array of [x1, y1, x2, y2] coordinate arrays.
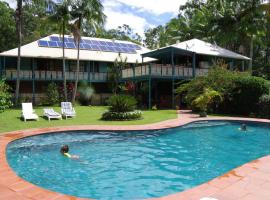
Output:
[[49, 0, 71, 101], [71, 0, 106, 103], [108, 54, 127, 95], [0, 2, 16, 53], [14, 0, 23, 105]]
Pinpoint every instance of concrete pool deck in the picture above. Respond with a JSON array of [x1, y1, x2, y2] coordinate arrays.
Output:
[[1, 110, 270, 200]]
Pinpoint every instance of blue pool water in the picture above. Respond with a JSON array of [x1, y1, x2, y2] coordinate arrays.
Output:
[[6, 121, 270, 200]]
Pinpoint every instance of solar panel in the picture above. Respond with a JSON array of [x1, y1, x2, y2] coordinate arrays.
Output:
[[90, 44, 100, 51], [125, 48, 136, 53], [65, 42, 76, 49], [67, 38, 74, 43], [113, 46, 121, 52], [38, 40, 49, 47], [107, 46, 115, 52], [48, 41, 58, 48], [57, 41, 66, 48], [84, 39, 92, 44], [91, 40, 100, 45], [38, 36, 140, 53], [120, 43, 129, 48], [134, 44, 141, 50], [51, 36, 70, 42], [99, 41, 107, 46], [80, 43, 86, 49], [113, 43, 121, 47], [120, 47, 128, 53], [103, 45, 112, 51], [50, 36, 60, 42], [83, 43, 91, 50], [105, 41, 114, 46]]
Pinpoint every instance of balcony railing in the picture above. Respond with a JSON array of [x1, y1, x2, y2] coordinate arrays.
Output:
[[5, 70, 107, 82], [122, 64, 209, 79]]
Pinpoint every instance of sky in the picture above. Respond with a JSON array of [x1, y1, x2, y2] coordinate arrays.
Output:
[[2, 0, 188, 36]]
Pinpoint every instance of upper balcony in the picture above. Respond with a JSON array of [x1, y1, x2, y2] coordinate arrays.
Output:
[[121, 64, 208, 80], [4, 70, 107, 82]]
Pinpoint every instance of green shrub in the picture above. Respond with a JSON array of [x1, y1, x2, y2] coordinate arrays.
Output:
[[228, 76, 268, 115], [107, 95, 137, 112], [45, 82, 59, 106], [176, 68, 268, 116], [101, 110, 142, 121], [258, 95, 270, 118], [101, 95, 141, 120], [0, 80, 12, 112], [77, 81, 94, 106], [191, 88, 222, 116]]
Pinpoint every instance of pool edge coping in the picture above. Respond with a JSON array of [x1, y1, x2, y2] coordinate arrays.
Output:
[[1, 110, 270, 200]]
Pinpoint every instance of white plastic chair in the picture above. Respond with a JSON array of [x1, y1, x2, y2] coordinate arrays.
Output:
[[21, 103, 39, 122], [43, 108, 62, 121], [61, 102, 76, 119]]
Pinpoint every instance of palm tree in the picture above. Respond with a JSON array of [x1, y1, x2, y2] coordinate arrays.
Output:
[[192, 88, 222, 117], [49, 0, 71, 101], [15, 0, 22, 105], [71, 0, 106, 103]]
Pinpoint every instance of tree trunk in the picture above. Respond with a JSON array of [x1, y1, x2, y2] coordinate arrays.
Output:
[[62, 21, 67, 101], [72, 41, 80, 103], [72, 18, 81, 104], [248, 35, 254, 72], [15, 0, 22, 105]]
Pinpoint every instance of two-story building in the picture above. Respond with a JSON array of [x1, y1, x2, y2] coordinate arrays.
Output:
[[0, 35, 250, 108], [122, 38, 251, 108]]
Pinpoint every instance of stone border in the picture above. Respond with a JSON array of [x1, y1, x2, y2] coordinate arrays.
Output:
[[1, 110, 270, 200]]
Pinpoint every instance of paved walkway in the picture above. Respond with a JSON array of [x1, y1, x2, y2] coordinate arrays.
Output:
[[1, 110, 270, 200]]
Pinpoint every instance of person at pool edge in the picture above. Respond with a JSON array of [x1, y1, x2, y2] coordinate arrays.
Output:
[[60, 145, 79, 159]]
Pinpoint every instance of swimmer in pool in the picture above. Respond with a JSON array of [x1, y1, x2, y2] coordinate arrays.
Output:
[[60, 145, 79, 159], [239, 124, 247, 131]]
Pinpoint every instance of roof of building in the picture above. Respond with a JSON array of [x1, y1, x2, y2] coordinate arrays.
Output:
[[142, 38, 251, 61], [0, 34, 154, 63]]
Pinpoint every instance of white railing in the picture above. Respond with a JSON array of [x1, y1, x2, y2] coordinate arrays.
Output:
[[121, 64, 209, 78], [195, 68, 209, 76], [6, 70, 33, 79], [5, 70, 107, 81]]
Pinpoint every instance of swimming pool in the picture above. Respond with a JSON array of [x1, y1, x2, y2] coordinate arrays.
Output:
[[6, 121, 270, 200]]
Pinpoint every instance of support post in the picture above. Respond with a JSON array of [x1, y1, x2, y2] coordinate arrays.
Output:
[[87, 61, 90, 83], [241, 60, 245, 72], [32, 58, 36, 105], [229, 60, 233, 70], [192, 53, 196, 78], [132, 63, 135, 96], [90, 61, 94, 85], [171, 49, 175, 108], [0, 57, 2, 79], [148, 63, 152, 109], [141, 56, 144, 76], [3, 56, 6, 78]]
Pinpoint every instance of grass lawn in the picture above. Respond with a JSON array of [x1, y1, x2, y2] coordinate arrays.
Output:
[[0, 106, 177, 133]]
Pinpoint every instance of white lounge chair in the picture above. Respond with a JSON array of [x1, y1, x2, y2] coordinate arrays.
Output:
[[61, 102, 76, 119], [43, 108, 62, 121], [21, 103, 39, 122]]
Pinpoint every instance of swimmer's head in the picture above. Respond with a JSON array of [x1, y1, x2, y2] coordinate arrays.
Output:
[[60, 145, 69, 154], [241, 124, 247, 131]]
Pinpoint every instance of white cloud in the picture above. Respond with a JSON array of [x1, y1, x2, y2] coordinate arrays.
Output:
[[2, 0, 16, 8], [104, 7, 150, 37], [111, 0, 187, 15], [102, 0, 188, 37], [3, 0, 188, 37]]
